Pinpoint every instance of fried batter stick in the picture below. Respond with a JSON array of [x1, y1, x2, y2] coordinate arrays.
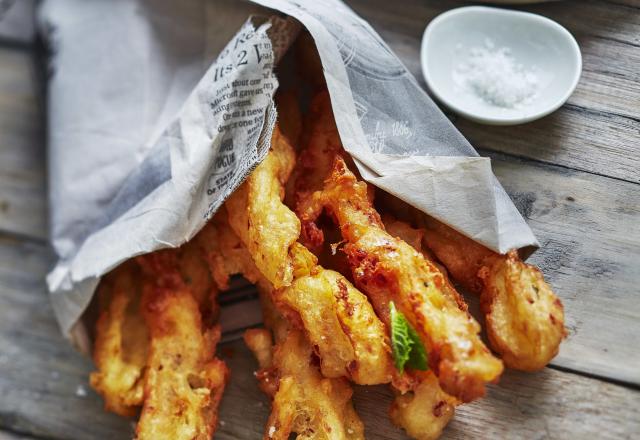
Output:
[[389, 371, 455, 440], [299, 157, 503, 402], [276, 243, 392, 385], [135, 251, 228, 440], [288, 90, 343, 220], [227, 123, 392, 385], [415, 215, 566, 371], [90, 262, 148, 416], [226, 125, 301, 289], [245, 284, 365, 440], [383, 218, 456, 440], [290, 91, 458, 435], [194, 206, 262, 291]]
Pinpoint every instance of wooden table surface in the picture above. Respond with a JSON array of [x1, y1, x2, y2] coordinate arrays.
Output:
[[0, 0, 638, 439]]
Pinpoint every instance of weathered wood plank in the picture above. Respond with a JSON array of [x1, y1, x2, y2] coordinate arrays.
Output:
[[348, 0, 640, 183], [0, 47, 46, 240], [0, 430, 40, 440], [0, 235, 134, 440]]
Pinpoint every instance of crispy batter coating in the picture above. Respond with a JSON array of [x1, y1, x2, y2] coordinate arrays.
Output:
[[479, 251, 565, 370], [177, 238, 218, 326], [417, 216, 494, 295], [228, 121, 391, 386], [242, 240, 367, 438], [290, 90, 343, 217], [90, 263, 148, 417], [135, 252, 228, 440], [382, 218, 458, 438], [390, 371, 455, 440], [417, 215, 565, 371], [246, 327, 365, 440], [270, 330, 364, 440], [226, 125, 300, 288], [299, 157, 503, 402], [382, 216, 469, 318], [244, 328, 274, 370], [275, 244, 392, 385], [195, 207, 262, 291]]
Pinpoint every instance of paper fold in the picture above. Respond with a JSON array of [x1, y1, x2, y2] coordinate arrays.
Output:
[[39, 0, 537, 342]]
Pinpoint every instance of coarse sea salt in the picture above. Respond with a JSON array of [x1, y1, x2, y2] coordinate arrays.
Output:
[[454, 39, 539, 109]]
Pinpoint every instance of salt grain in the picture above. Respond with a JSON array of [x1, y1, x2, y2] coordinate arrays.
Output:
[[75, 384, 87, 397], [454, 39, 539, 109]]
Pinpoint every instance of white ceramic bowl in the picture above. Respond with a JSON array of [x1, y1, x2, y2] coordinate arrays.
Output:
[[421, 6, 582, 125]]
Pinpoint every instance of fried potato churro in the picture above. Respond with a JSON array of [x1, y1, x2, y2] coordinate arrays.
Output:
[[135, 251, 228, 440], [195, 207, 262, 291], [299, 157, 503, 402], [390, 371, 455, 440], [90, 263, 148, 417], [382, 217, 457, 440], [228, 123, 391, 385], [413, 215, 566, 371], [226, 125, 300, 289], [245, 292, 365, 440], [275, 244, 392, 384]]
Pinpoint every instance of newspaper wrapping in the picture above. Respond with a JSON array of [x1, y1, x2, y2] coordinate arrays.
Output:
[[38, 0, 538, 349]]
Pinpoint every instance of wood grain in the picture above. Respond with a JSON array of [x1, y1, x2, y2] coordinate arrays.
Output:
[[0, 47, 46, 240], [347, 0, 640, 183], [0, 235, 133, 440], [0, 431, 38, 440]]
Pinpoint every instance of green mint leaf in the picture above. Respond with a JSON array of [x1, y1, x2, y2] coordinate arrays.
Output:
[[406, 324, 429, 371], [390, 301, 411, 372], [389, 301, 429, 373]]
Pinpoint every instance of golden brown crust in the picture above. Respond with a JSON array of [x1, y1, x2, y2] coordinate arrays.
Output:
[[90, 263, 148, 417], [418, 215, 495, 295], [195, 207, 262, 291], [246, 326, 365, 440], [479, 251, 566, 371], [135, 252, 228, 440], [299, 157, 503, 402], [229, 123, 392, 386], [275, 245, 392, 385], [225, 125, 301, 289], [390, 372, 455, 440], [415, 214, 566, 371], [245, 286, 366, 439]]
